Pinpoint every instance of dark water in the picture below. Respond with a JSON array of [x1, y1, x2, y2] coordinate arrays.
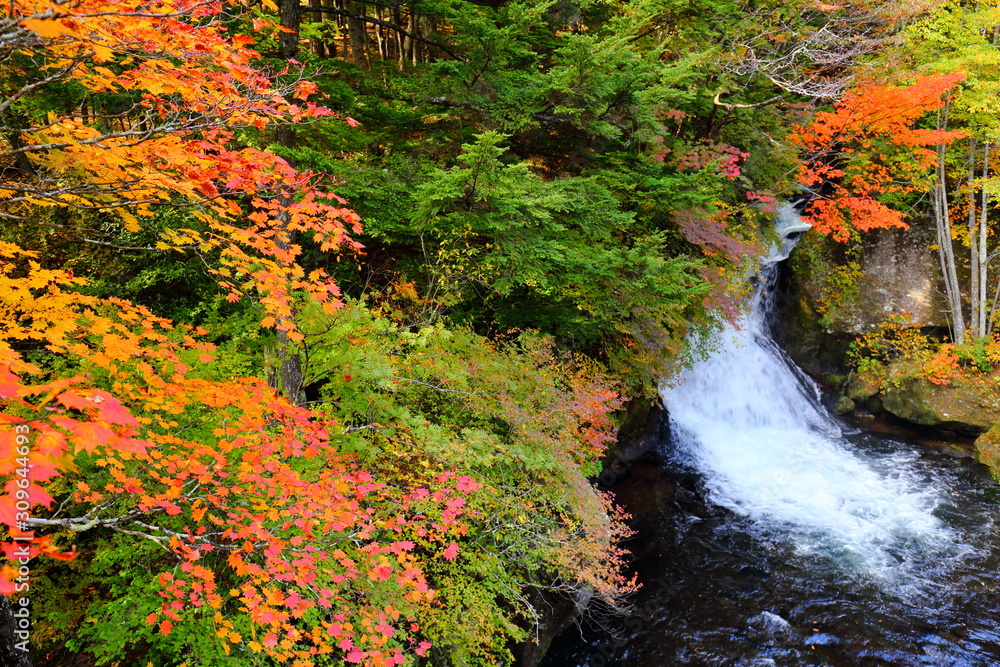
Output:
[[542, 431, 1000, 667]]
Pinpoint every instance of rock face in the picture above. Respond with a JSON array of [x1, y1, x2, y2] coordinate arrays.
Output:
[[782, 226, 948, 380], [598, 397, 668, 486], [817, 227, 947, 335], [973, 426, 1000, 480], [512, 585, 590, 667], [881, 372, 1000, 433]]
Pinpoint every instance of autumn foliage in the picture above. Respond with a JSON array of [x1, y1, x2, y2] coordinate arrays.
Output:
[[0, 246, 633, 664], [791, 72, 966, 241], [0, 2, 649, 665], [0, 6, 636, 658], [0, 244, 489, 664], [2, 0, 362, 338]]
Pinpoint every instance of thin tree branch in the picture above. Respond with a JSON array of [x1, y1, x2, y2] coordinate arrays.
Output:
[[712, 91, 784, 109]]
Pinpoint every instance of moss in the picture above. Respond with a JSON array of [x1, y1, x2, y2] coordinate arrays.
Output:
[[881, 364, 1000, 433], [974, 425, 1000, 482], [833, 396, 855, 414], [847, 364, 884, 402]]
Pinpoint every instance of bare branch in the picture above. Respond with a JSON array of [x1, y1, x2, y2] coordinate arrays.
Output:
[[712, 91, 784, 109], [714, 5, 903, 100]]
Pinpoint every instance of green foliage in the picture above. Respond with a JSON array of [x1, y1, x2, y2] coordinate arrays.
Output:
[[296, 300, 631, 665], [0, 203, 227, 328], [954, 337, 997, 372], [32, 539, 245, 667], [262, 0, 802, 388], [405, 132, 709, 375], [789, 233, 866, 332]]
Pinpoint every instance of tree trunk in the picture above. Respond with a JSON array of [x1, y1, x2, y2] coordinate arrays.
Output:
[[272, 0, 305, 405], [418, 14, 435, 61], [934, 120, 966, 343], [278, 0, 301, 62], [326, 0, 339, 57], [393, 4, 405, 67], [1, 113, 37, 177], [339, 0, 350, 61], [968, 139, 980, 336], [374, 6, 386, 60], [403, 9, 416, 65], [310, 0, 326, 57], [346, 0, 369, 67], [979, 142, 991, 338]]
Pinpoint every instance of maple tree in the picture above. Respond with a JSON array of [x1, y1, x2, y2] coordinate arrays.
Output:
[[0, 3, 648, 664], [0, 0, 361, 349], [0, 2, 488, 664], [791, 72, 966, 242], [0, 244, 494, 665], [276, 302, 638, 664]]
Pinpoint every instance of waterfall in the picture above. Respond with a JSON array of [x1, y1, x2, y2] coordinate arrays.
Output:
[[659, 205, 957, 587], [541, 205, 1000, 667]]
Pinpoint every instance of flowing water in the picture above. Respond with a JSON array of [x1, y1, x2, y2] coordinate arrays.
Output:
[[541, 209, 1000, 666]]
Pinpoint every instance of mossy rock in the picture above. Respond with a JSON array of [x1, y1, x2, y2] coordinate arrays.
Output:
[[881, 365, 1000, 433], [847, 367, 883, 402], [973, 425, 1000, 481], [833, 396, 855, 415]]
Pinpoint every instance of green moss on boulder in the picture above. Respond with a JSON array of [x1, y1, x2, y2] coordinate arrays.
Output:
[[882, 366, 1000, 433], [833, 396, 855, 414], [974, 425, 1000, 481], [847, 366, 883, 402]]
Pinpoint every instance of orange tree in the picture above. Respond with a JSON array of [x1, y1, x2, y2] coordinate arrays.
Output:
[[791, 72, 966, 242], [0, 0, 361, 339], [0, 245, 473, 665], [0, 250, 633, 667]]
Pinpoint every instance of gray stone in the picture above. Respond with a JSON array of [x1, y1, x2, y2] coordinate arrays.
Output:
[[748, 611, 793, 638], [782, 225, 947, 380], [599, 397, 668, 486], [819, 226, 948, 335]]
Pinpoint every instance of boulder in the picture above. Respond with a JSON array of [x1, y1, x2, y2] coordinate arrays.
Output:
[[832, 396, 855, 414], [846, 367, 882, 402], [882, 372, 1000, 433], [512, 585, 590, 667], [599, 397, 668, 486], [817, 227, 947, 335], [973, 425, 1000, 481]]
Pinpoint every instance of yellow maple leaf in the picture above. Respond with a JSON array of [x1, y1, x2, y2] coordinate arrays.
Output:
[[119, 209, 141, 233], [20, 18, 77, 40]]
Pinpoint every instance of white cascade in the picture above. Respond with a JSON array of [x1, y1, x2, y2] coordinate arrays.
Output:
[[660, 205, 956, 584]]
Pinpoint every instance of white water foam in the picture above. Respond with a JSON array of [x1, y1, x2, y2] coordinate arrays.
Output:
[[660, 209, 958, 588]]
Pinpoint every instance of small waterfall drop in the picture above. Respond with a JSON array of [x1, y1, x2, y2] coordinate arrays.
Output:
[[660, 206, 957, 588]]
